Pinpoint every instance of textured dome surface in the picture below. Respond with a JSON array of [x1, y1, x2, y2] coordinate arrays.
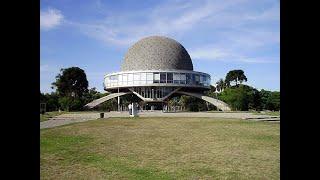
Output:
[[121, 36, 193, 71]]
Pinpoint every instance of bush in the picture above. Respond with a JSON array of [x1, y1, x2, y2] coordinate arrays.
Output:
[[218, 85, 260, 111], [58, 96, 85, 111], [260, 90, 280, 111]]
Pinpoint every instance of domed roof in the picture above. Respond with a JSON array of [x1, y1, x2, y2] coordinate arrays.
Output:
[[121, 36, 193, 71]]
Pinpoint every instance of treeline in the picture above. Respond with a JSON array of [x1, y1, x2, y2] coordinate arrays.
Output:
[[210, 70, 280, 111], [40, 67, 142, 112], [40, 67, 114, 112], [165, 69, 280, 111], [40, 88, 114, 112], [164, 86, 280, 112], [40, 67, 280, 112]]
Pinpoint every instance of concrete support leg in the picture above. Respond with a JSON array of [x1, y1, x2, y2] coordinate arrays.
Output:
[[118, 96, 120, 112]]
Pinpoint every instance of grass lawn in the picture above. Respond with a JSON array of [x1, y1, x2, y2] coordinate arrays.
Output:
[[40, 117, 279, 179], [40, 111, 66, 122]]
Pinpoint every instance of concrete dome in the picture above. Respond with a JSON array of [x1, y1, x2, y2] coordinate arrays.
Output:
[[121, 36, 193, 71]]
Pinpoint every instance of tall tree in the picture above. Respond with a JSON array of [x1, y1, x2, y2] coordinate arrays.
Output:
[[216, 78, 225, 92], [225, 70, 247, 87], [52, 67, 89, 98]]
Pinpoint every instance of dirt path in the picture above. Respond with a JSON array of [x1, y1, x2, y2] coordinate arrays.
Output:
[[40, 113, 100, 129], [40, 111, 279, 129]]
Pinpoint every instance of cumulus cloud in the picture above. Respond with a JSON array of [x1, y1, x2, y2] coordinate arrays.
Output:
[[68, 0, 253, 46], [64, 0, 279, 64], [40, 8, 64, 30]]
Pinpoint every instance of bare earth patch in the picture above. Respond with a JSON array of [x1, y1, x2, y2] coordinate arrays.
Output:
[[41, 117, 279, 179]]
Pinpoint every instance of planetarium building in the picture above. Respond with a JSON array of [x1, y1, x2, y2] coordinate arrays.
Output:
[[86, 36, 230, 111]]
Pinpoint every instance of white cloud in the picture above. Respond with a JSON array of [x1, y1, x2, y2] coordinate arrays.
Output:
[[190, 47, 230, 60], [40, 8, 64, 30], [189, 45, 278, 64], [63, 0, 279, 64], [68, 0, 258, 46]]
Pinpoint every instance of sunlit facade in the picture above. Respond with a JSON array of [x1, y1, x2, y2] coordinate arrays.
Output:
[[103, 36, 212, 104]]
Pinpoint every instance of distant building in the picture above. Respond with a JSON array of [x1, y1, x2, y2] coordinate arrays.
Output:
[[86, 36, 230, 111]]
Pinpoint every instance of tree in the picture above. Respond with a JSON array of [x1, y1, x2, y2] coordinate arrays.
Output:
[[178, 95, 207, 112], [225, 70, 247, 87], [265, 91, 280, 111], [205, 85, 217, 97], [40, 92, 60, 112], [260, 89, 272, 110], [83, 87, 104, 104], [248, 88, 262, 111], [216, 78, 226, 92], [218, 84, 260, 111], [52, 67, 89, 98]]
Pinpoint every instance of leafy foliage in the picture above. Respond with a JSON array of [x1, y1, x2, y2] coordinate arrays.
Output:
[[177, 95, 207, 111], [216, 78, 226, 92], [40, 92, 60, 112], [225, 70, 247, 87], [52, 67, 89, 98], [260, 90, 280, 111], [218, 85, 260, 111]]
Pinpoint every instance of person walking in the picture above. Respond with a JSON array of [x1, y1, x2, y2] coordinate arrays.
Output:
[[128, 103, 132, 115]]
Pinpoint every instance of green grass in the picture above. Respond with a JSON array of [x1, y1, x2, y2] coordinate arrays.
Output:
[[40, 111, 66, 122], [41, 117, 280, 179]]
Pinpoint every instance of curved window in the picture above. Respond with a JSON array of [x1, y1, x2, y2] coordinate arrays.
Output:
[[104, 71, 211, 88]]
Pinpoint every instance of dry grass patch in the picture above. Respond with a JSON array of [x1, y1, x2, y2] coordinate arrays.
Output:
[[41, 117, 279, 179]]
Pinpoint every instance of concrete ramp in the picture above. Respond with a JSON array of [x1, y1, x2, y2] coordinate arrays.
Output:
[[84, 92, 132, 109], [176, 91, 231, 111]]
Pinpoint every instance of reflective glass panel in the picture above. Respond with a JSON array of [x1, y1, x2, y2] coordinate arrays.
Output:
[[140, 73, 146, 80], [186, 73, 192, 84], [180, 73, 186, 84], [154, 73, 160, 83], [134, 73, 140, 81], [122, 74, 127, 82], [173, 73, 180, 84], [195, 74, 200, 85], [167, 73, 173, 83], [118, 74, 122, 82], [147, 73, 153, 84], [128, 73, 133, 82], [160, 73, 166, 83]]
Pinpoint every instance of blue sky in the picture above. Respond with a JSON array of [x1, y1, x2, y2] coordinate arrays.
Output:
[[40, 0, 279, 93]]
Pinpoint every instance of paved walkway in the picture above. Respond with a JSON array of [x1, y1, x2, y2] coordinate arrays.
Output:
[[40, 113, 100, 129], [40, 111, 279, 129]]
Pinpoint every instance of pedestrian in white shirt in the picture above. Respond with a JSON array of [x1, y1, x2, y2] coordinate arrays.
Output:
[[128, 103, 132, 115]]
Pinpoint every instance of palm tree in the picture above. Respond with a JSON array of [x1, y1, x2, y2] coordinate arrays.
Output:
[[216, 79, 225, 92]]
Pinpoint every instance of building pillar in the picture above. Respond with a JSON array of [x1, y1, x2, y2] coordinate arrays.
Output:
[[118, 88, 120, 112], [152, 88, 154, 99]]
